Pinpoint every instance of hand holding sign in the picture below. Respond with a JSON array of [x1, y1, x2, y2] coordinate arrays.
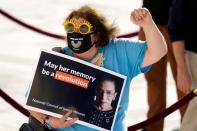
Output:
[[49, 111, 78, 129]]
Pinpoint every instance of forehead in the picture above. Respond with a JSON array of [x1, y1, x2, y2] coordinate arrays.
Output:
[[71, 18, 87, 24], [100, 80, 115, 91]]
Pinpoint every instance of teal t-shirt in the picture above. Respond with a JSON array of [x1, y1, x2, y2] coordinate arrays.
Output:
[[57, 38, 151, 131]]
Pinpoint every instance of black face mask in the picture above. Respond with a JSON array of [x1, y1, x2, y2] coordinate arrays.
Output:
[[67, 33, 94, 54]]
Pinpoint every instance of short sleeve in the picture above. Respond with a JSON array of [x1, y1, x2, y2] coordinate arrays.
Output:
[[112, 38, 151, 78]]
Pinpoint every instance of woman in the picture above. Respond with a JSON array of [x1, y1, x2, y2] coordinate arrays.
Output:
[[86, 79, 117, 129], [28, 5, 167, 131], [94, 79, 117, 112]]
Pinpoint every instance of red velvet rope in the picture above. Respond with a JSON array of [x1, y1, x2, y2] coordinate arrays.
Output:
[[0, 88, 30, 117], [1, 88, 196, 130], [0, 9, 65, 40], [128, 90, 196, 130], [0, 8, 138, 39]]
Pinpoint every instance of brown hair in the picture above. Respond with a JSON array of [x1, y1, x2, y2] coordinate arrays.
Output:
[[65, 5, 118, 47]]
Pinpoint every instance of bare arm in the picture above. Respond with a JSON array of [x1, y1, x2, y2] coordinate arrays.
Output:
[[172, 41, 192, 93], [130, 8, 167, 67]]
